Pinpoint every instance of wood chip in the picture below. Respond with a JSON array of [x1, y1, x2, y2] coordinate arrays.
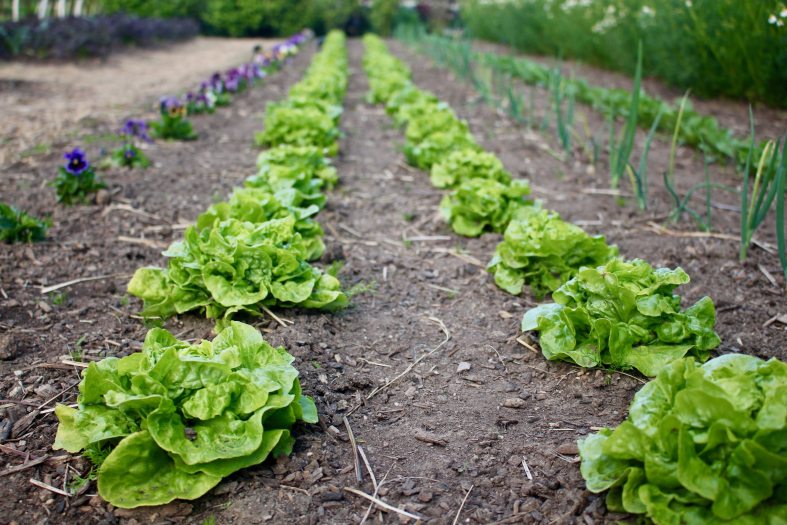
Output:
[[414, 431, 447, 447], [556, 442, 579, 455], [502, 398, 527, 409]]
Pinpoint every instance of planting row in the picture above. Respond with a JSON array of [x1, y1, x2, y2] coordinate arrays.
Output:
[[362, 35, 786, 525], [403, 30, 763, 167], [399, 30, 787, 279], [51, 31, 350, 509], [363, 34, 718, 377], [151, 33, 309, 141]]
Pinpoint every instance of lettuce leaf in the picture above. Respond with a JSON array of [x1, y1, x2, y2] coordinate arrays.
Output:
[[255, 105, 340, 156], [487, 207, 618, 298], [53, 322, 318, 508], [197, 187, 325, 261], [579, 355, 787, 524], [439, 178, 533, 237], [128, 216, 347, 320], [430, 148, 512, 189], [522, 258, 721, 376]]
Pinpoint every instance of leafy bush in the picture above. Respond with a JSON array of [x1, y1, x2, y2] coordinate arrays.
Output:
[[128, 216, 347, 321], [0, 14, 198, 61], [54, 322, 318, 508], [579, 354, 787, 524], [256, 145, 338, 189], [0, 203, 49, 243], [439, 178, 532, 237], [430, 148, 511, 189], [487, 207, 618, 298], [370, 0, 400, 36], [522, 259, 721, 376]]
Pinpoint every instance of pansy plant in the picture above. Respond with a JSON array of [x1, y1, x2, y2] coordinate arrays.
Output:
[[51, 148, 106, 205], [109, 118, 151, 169], [150, 97, 197, 141]]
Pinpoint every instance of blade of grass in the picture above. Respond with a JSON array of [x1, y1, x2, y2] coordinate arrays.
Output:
[[634, 108, 664, 210], [739, 107, 756, 261], [612, 41, 643, 188]]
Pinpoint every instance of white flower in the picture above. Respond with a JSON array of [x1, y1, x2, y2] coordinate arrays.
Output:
[[685, 0, 692, 7], [641, 5, 655, 16], [781, 8, 787, 17], [769, 14, 778, 24]]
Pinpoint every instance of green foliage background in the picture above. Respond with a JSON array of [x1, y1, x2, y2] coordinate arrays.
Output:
[[94, 0, 401, 37], [460, 0, 787, 107]]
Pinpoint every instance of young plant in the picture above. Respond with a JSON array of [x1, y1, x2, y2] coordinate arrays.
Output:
[[439, 178, 533, 237], [51, 148, 106, 205], [487, 207, 619, 299], [579, 354, 787, 524], [628, 109, 663, 210], [109, 119, 151, 169], [430, 148, 511, 189], [522, 258, 721, 377], [740, 112, 786, 261], [609, 42, 643, 189], [0, 202, 49, 243], [53, 322, 318, 509], [127, 216, 347, 322], [150, 97, 197, 141]]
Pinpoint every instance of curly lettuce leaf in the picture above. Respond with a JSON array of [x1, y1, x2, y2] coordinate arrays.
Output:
[[439, 178, 533, 237], [487, 207, 618, 298], [53, 322, 318, 508], [522, 259, 720, 376], [430, 148, 512, 189], [579, 355, 787, 524]]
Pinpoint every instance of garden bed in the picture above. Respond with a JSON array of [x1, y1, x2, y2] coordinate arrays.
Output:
[[0, 37, 784, 524]]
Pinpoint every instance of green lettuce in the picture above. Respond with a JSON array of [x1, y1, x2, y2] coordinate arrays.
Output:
[[278, 96, 343, 123], [251, 144, 338, 191], [439, 178, 533, 237], [362, 45, 410, 104], [128, 216, 347, 321], [404, 127, 479, 170], [404, 107, 467, 145], [254, 105, 340, 157], [53, 322, 318, 508], [522, 258, 721, 376], [487, 207, 618, 298], [385, 86, 438, 125], [430, 148, 512, 189], [197, 187, 325, 261], [579, 354, 787, 524]]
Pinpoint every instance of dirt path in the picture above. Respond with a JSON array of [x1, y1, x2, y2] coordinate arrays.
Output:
[[0, 36, 785, 525], [0, 37, 280, 164]]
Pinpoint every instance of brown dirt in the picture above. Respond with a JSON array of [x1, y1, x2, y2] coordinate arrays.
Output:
[[0, 37, 785, 525]]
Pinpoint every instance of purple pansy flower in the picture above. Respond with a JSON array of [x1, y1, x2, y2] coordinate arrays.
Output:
[[120, 118, 152, 143], [159, 96, 187, 118], [64, 148, 89, 176]]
